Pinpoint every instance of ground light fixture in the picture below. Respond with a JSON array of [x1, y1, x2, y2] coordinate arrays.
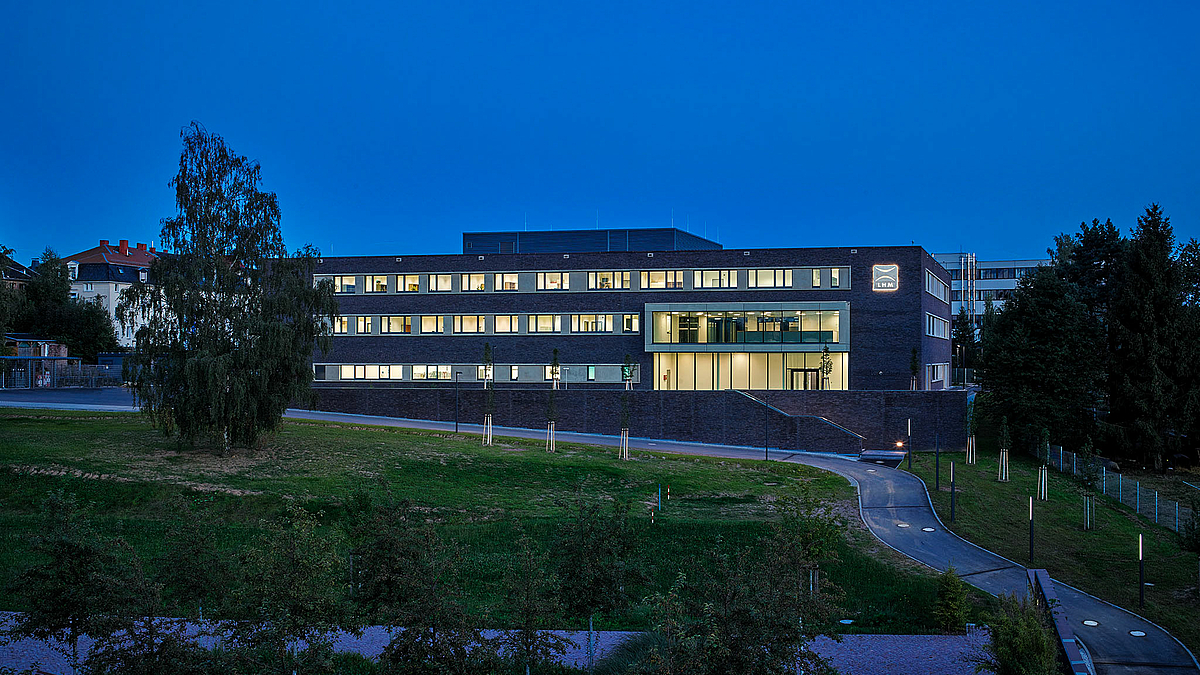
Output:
[[1139, 533, 1145, 609]]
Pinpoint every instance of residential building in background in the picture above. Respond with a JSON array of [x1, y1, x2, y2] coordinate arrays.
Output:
[[931, 253, 1048, 322], [2, 255, 36, 292], [63, 239, 157, 346]]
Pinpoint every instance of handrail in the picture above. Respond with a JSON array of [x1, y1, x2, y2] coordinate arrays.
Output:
[[1027, 569, 1091, 675], [732, 390, 866, 441]]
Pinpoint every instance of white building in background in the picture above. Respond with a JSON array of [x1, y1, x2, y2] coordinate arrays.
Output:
[[931, 253, 1049, 322], [63, 239, 157, 347]]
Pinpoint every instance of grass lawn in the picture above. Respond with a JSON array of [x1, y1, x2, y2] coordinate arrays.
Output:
[[0, 408, 990, 632], [906, 446, 1200, 653]]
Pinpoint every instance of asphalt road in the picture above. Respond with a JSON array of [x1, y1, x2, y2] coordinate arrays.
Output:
[[1, 388, 1196, 675]]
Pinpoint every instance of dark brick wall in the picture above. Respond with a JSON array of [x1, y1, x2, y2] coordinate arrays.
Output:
[[312, 386, 965, 452]]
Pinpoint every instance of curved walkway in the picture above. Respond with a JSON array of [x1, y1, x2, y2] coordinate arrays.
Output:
[[1, 390, 1196, 674]]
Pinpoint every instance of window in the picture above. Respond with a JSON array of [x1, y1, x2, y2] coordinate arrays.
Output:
[[928, 363, 948, 384], [748, 269, 792, 288], [495, 273, 519, 291], [494, 315, 520, 333], [420, 316, 444, 333], [925, 270, 950, 304], [979, 268, 1016, 280], [430, 274, 453, 291], [623, 314, 640, 333], [413, 365, 451, 380], [453, 315, 485, 333], [461, 274, 485, 291], [536, 272, 569, 290], [640, 270, 685, 289], [812, 269, 821, 287], [926, 313, 950, 339], [588, 271, 630, 290], [355, 365, 366, 379], [831, 268, 840, 288], [399, 274, 420, 292], [693, 270, 736, 288], [544, 365, 561, 381], [366, 275, 388, 293], [529, 314, 561, 333], [379, 365, 391, 379], [356, 316, 373, 334], [510, 365, 520, 380], [382, 316, 411, 334], [587, 365, 596, 381], [570, 314, 613, 332], [477, 364, 494, 380], [333, 276, 356, 293], [333, 316, 349, 334], [340, 364, 354, 379], [83, 283, 93, 292]]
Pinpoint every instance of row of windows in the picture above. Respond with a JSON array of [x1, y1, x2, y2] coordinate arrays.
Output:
[[315, 363, 634, 383], [925, 270, 950, 304], [652, 310, 842, 345], [332, 313, 641, 336], [951, 289, 1015, 302], [323, 267, 848, 294], [926, 313, 950, 339], [947, 267, 1039, 281]]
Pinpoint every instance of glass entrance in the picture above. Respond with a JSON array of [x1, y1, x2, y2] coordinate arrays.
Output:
[[789, 368, 821, 390]]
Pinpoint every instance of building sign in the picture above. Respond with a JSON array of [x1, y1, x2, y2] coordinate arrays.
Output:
[[872, 264, 899, 291]]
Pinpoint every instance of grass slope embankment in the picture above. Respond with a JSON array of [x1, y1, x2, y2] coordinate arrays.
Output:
[[906, 448, 1200, 653], [0, 408, 989, 632]]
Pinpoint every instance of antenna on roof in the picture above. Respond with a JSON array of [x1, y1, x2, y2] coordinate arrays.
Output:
[[671, 209, 674, 229], [524, 212, 528, 231], [596, 209, 599, 230], [686, 214, 690, 233]]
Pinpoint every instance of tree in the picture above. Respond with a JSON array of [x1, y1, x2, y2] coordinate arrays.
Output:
[[909, 347, 919, 390], [0, 245, 22, 349], [933, 567, 967, 633], [12, 248, 119, 363], [952, 306, 977, 382], [156, 496, 233, 618], [1178, 499, 1200, 595], [482, 342, 494, 415], [118, 123, 337, 448], [819, 346, 833, 389], [498, 529, 573, 672], [972, 593, 1057, 675], [553, 498, 646, 619]]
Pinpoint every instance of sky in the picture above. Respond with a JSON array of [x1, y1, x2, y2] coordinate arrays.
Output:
[[1, 1, 1198, 263]]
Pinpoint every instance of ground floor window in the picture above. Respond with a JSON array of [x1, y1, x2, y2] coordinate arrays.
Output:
[[652, 351, 847, 391]]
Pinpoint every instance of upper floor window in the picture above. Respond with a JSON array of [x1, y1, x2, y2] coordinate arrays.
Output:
[[83, 283, 94, 292], [694, 270, 736, 288], [356, 316, 373, 334], [382, 316, 411, 334], [495, 273, 519, 291], [529, 314, 561, 333], [399, 274, 420, 292], [537, 272, 569, 290], [748, 269, 792, 288], [366, 275, 388, 293], [430, 274, 453, 292], [925, 270, 950, 304], [333, 316, 349, 334], [640, 270, 685, 289], [623, 314, 640, 333], [830, 268, 840, 288], [420, 316, 444, 333], [413, 365, 451, 380], [461, 274, 486, 292], [333, 276, 356, 293], [571, 314, 613, 333], [588, 271, 630, 290], [979, 268, 1016, 280], [926, 313, 950, 339], [494, 315, 520, 333], [453, 315, 485, 333], [811, 269, 821, 287]]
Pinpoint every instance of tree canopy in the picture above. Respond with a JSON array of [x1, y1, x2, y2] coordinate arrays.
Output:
[[118, 122, 337, 447], [5, 248, 119, 363]]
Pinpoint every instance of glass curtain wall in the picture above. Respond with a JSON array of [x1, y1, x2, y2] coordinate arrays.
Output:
[[653, 351, 848, 391], [652, 310, 840, 344]]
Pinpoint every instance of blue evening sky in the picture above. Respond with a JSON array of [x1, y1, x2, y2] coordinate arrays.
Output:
[[2, 1, 1197, 263]]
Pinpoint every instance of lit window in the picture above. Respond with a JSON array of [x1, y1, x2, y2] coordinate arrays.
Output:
[[623, 314, 640, 333], [412, 365, 428, 380], [536, 272, 569, 290], [587, 365, 596, 381], [639, 270, 685, 289], [356, 316, 373, 334], [544, 365, 561, 381], [748, 269, 792, 288], [333, 316, 349, 334], [495, 273, 519, 291], [381, 316, 411, 334], [333, 276, 356, 293], [366, 275, 388, 293], [926, 313, 950, 339], [587, 271, 630, 290], [925, 270, 950, 304], [437, 365, 451, 380], [694, 270, 736, 288], [453, 315, 485, 333], [571, 314, 613, 332], [831, 268, 840, 288], [420, 316, 444, 333], [494, 315, 520, 333], [477, 364, 494, 380], [529, 315, 561, 333], [83, 283, 93, 292], [364, 365, 380, 380], [340, 365, 354, 379], [812, 269, 821, 287], [461, 274, 485, 291], [354, 365, 366, 379], [379, 365, 391, 379], [510, 365, 520, 380], [399, 275, 420, 292], [430, 274, 453, 292]]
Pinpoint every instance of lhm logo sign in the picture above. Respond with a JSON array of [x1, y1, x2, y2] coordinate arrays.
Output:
[[872, 265, 898, 291]]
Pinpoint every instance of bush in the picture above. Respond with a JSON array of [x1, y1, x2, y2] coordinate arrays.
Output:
[[933, 567, 967, 633], [973, 593, 1057, 675]]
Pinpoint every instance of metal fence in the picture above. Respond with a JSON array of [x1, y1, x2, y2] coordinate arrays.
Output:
[[0, 362, 122, 389], [1045, 445, 1193, 532]]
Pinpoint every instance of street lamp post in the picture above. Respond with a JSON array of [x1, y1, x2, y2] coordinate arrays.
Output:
[[1139, 534, 1145, 608], [950, 461, 956, 522], [1029, 496, 1034, 565], [907, 418, 912, 470], [454, 371, 460, 433]]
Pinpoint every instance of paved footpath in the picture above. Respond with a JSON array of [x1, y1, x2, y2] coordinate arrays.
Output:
[[1, 389, 1197, 675]]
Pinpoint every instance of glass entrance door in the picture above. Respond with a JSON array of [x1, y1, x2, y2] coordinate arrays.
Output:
[[789, 368, 821, 390]]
